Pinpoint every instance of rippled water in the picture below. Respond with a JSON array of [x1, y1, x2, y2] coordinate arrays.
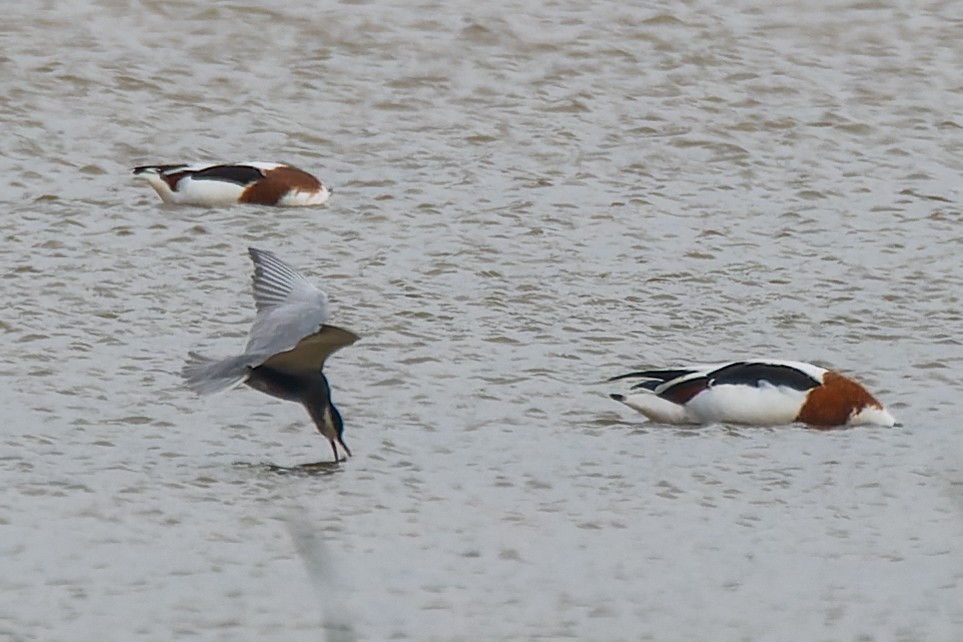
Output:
[[3, 0, 963, 640]]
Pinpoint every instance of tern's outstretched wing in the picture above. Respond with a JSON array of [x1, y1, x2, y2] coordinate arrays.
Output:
[[260, 325, 361, 375], [243, 248, 331, 363], [248, 247, 328, 313]]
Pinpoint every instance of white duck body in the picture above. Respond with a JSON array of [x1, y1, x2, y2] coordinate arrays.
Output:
[[133, 162, 331, 207], [609, 360, 894, 428]]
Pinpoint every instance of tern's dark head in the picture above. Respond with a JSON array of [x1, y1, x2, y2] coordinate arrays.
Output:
[[328, 396, 346, 442], [305, 371, 351, 462]]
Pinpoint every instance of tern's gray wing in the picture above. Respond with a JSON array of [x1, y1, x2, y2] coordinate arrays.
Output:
[[243, 248, 330, 363], [260, 325, 361, 375], [249, 247, 328, 314]]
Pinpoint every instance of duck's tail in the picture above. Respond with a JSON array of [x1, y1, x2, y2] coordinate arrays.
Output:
[[181, 352, 251, 396], [609, 392, 693, 424]]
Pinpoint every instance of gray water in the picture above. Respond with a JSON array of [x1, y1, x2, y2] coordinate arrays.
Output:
[[3, 0, 963, 640]]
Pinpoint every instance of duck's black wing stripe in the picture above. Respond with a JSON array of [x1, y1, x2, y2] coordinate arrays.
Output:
[[607, 368, 696, 384], [191, 164, 265, 185], [707, 362, 820, 391]]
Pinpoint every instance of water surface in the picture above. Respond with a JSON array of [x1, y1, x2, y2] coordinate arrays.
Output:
[[3, 1, 963, 640]]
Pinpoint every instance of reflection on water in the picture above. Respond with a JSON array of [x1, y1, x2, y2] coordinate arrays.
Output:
[[286, 514, 358, 642], [253, 461, 347, 477]]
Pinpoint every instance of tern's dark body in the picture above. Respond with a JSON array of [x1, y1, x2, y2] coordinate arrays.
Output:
[[245, 365, 350, 460]]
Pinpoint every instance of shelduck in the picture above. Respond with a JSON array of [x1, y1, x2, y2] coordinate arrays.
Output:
[[133, 162, 332, 206], [182, 248, 359, 462], [608, 360, 895, 428]]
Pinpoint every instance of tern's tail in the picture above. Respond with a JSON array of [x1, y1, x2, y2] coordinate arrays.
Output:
[[182, 352, 251, 396]]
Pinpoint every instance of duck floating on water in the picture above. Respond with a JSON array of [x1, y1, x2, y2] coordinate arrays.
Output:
[[133, 162, 332, 206], [609, 360, 895, 428], [182, 248, 358, 461]]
